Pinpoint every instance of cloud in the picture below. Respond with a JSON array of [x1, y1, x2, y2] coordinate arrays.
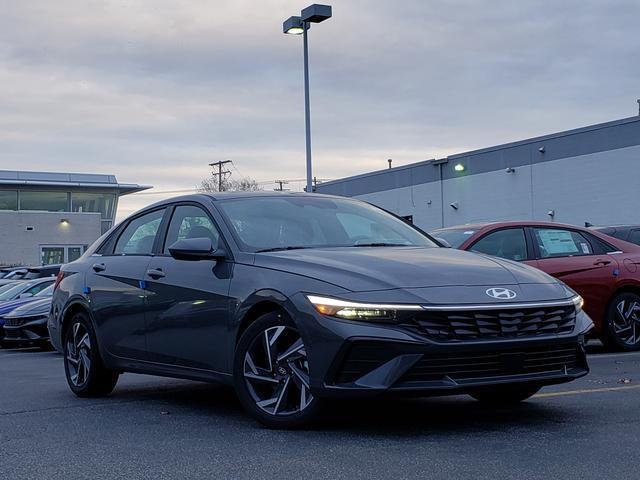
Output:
[[1, 0, 639, 218]]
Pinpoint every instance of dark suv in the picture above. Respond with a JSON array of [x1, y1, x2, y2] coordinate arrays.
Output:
[[49, 194, 591, 428]]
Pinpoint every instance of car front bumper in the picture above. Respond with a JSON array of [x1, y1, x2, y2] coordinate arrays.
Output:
[[2, 315, 49, 343], [290, 296, 590, 398]]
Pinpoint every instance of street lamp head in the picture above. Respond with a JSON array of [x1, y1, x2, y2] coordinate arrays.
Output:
[[283, 16, 304, 35], [301, 4, 332, 23]]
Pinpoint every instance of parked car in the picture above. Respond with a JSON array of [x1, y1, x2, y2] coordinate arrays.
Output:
[[2, 295, 53, 349], [0, 284, 54, 347], [21, 264, 62, 280], [0, 277, 55, 304], [0, 266, 28, 279], [431, 221, 640, 351], [49, 194, 591, 428], [591, 225, 640, 246], [0, 269, 28, 286]]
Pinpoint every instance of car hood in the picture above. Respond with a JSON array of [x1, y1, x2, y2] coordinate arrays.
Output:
[[0, 297, 42, 316], [254, 246, 561, 293], [4, 297, 52, 318]]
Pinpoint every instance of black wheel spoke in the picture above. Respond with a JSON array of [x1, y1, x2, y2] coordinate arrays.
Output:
[[614, 300, 640, 346]]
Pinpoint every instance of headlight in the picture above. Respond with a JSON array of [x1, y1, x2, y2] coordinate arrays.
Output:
[[572, 295, 584, 312], [306, 295, 423, 322]]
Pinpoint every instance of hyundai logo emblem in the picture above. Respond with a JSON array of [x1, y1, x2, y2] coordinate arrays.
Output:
[[485, 287, 517, 300]]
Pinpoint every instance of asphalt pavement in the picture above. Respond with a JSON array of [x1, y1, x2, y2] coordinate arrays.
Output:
[[1, 344, 639, 480]]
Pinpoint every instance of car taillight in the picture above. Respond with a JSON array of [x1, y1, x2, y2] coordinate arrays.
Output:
[[53, 271, 66, 291]]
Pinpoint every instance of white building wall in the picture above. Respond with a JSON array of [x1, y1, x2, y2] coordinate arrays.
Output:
[[352, 144, 640, 231], [0, 211, 101, 265]]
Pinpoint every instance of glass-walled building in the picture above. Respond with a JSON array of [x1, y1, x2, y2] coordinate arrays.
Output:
[[0, 171, 150, 266]]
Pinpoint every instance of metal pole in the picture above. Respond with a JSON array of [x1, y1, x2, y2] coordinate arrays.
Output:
[[303, 22, 313, 192]]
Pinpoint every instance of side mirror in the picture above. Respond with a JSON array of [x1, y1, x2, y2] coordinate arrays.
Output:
[[434, 237, 452, 248], [19, 292, 34, 299], [168, 237, 226, 261]]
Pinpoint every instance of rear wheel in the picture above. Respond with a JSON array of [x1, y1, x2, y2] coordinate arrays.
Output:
[[63, 312, 119, 397], [233, 312, 322, 429], [602, 293, 640, 351], [470, 384, 540, 404]]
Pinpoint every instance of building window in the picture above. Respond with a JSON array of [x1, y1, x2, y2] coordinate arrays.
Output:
[[71, 192, 116, 219], [0, 190, 18, 210], [40, 245, 87, 265], [20, 191, 69, 212]]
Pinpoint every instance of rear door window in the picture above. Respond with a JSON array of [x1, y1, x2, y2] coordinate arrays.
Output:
[[470, 228, 528, 261], [628, 230, 640, 246], [533, 228, 594, 258]]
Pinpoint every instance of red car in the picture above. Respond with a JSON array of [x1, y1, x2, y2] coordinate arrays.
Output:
[[431, 221, 640, 351]]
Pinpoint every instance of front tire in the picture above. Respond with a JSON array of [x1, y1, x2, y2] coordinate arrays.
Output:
[[63, 312, 119, 397], [233, 312, 322, 429], [470, 384, 541, 404], [602, 292, 640, 351]]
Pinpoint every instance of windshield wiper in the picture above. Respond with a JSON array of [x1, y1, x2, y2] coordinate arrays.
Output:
[[352, 243, 410, 247], [255, 246, 316, 253]]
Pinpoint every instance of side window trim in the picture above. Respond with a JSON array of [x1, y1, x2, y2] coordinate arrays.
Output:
[[112, 207, 168, 257], [467, 227, 530, 262]]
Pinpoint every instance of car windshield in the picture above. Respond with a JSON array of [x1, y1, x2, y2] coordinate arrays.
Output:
[[430, 228, 478, 248], [0, 282, 23, 301], [216, 196, 438, 252], [36, 285, 54, 297]]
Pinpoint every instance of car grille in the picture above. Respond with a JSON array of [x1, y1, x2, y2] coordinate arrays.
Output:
[[398, 343, 580, 384], [3, 318, 25, 327], [401, 304, 576, 342]]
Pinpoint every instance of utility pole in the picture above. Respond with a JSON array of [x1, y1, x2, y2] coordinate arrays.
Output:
[[637, 99, 640, 116], [208, 160, 233, 192], [274, 180, 290, 192]]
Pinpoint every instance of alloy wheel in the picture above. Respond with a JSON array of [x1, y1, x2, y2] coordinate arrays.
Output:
[[613, 299, 640, 346], [66, 322, 92, 387], [243, 326, 313, 416]]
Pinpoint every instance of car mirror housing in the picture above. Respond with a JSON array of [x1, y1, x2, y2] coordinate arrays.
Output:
[[168, 238, 226, 261]]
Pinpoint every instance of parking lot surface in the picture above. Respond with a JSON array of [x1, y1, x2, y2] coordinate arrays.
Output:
[[1, 346, 639, 480]]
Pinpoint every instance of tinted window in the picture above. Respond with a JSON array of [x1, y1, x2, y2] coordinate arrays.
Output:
[[114, 209, 165, 255], [470, 228, 527, 261], [25, 280, 54, 296], [629, 230, 640, 246], [164, 205, 220, 253], [534, 228, 593, 258], [216, 197, 437, 252], [0, 190, 18, 210], [20, 191, 68, 211], [431, 228, 477, 248], [71, 193, 116, 219]]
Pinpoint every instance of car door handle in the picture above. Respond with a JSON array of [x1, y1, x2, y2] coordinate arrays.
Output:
[[146, 268, 165, 279], [92, 263, 106, 272], [594, 259, 612, 266]]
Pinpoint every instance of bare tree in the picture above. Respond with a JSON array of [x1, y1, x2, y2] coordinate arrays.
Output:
[[199, 174, 262, 193]]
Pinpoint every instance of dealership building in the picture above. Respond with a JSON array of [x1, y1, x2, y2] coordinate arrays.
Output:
[[0, 171, 150, 266], [316, 115, 640, 231]]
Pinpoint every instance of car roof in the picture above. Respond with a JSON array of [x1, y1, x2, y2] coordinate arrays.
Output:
[[133, 192, 359, 216], [592, 225, 640, 230], [27, 264, 62, 272], [433, 220, 593, 232]]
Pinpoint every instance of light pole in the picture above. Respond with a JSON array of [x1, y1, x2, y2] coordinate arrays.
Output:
[[283, 4, 332, 193]]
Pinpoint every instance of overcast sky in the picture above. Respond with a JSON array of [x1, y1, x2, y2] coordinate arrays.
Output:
[[1, 0, 639, 218]]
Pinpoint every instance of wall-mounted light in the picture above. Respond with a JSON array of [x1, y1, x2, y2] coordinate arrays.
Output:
[[454, 163, 465, 172], [538, 146, 546, 153], [450, 202, 459, 210], [547, 210, 555, 219], [60, 218, 69, 226], [505, 167, 516, 173]]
